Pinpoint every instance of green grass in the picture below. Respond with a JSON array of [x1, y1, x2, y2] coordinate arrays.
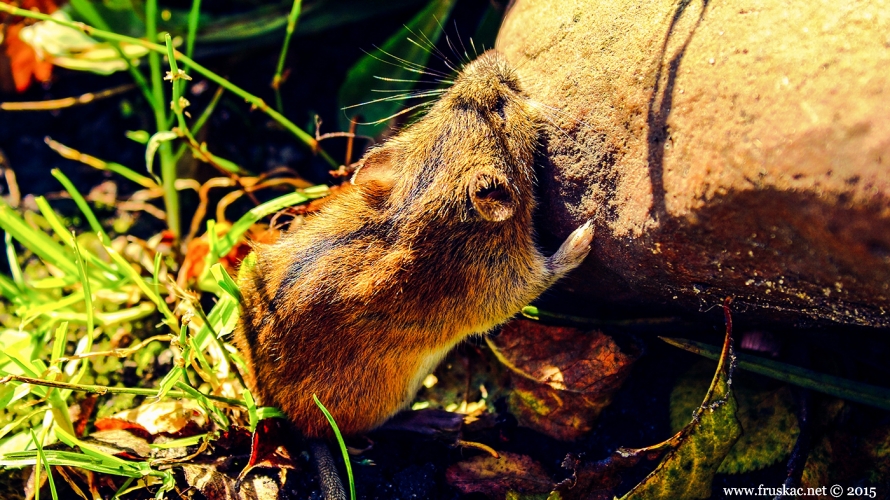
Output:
[[0, 185, 315, 495], [0, 1, 464, 496], [314, 394, 356, 500]]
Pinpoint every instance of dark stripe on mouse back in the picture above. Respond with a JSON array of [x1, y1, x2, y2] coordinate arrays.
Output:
[[270, 221, 398, 312], [271, 237, 337, 314], [240, 258, 276, 353]]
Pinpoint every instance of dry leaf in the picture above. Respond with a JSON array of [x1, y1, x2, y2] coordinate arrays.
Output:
[[104, 400, 207, 436], [446, 451, 554, 498], [488, 320, 641, 440], [620, 303, 741, 500], [183, 464, 280, 500], [238, 418, 298, 482], [85, 429, 152, 459], [179, 222, 278, 286]]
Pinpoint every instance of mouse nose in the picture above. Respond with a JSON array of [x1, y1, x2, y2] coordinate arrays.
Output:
[[451, 51, 522, 112]]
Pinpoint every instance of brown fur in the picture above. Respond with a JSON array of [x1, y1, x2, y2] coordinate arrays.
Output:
[[235, 51, 593, 438]]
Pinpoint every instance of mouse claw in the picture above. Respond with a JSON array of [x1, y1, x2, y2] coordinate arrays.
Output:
[[547, 220, 594, 277], [568, 220, 595, 252]]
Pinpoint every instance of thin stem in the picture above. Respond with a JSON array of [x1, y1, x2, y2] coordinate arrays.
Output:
[[660, 336, 890, 411], [162, 45, 252, 189], [184, 0, 202, 71], [164, 34, 189, 132], [145, 0, 181, 242], [0, 374, 245, 407], [272, 0, 302, 112], [173, 85, 224, 164]]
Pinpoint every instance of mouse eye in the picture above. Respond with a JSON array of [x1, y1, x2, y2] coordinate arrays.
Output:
[[469, 170, 515, 222], [493, 96, 508, 122]]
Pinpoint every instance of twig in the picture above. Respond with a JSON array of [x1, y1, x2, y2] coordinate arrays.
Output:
[[186, 177, 237, 244], [56, 335, 175, 362], [0, 84, 136, 111], [44, 137, 159, 189], [0, 152, 21, 207], [0, 374, 244, 407], [455, 439, 499, 458]]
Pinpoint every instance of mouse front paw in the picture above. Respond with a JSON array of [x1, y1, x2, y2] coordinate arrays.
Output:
[[547, 220, 594, 277]]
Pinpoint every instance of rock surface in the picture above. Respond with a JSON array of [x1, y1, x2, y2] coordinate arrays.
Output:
[[497, 0, 890, 326]]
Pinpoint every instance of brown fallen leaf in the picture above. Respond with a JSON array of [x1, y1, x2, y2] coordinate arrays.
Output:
[[93, 417, 152, 441], [179, 222, 279, 287], [619, 298, 742, 500], [553, 452, 651, 500], [71, 395, 98, 437], [446, 451, 554, 498], [183, 463, 280, 500], [100, 400, 207, 437], [85, 429, 152, 459], [237, 418, 298, 485], [488, 320, 641, 440]]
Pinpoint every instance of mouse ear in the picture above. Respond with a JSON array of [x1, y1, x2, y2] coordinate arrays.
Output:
[[470, 170, 516, 222], [351, 148, 395, 189]]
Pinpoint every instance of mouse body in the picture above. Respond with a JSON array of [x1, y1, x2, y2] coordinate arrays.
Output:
[[235, 50, 594, 438]]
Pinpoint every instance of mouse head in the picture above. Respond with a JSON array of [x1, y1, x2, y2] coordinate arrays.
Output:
[[351, 50, 540, 225]]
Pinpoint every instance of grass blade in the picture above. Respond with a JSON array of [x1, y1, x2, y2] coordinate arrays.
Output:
[[33, 196, 118, 282], [45, 137, 158, 189], [50, 169, 111, 245], [313, 394, 355, 500], [184, 0, 202, 66], [30, 429, 58, 500], [661, 336, 890, 411], [68, 239, 94, 389], [103, 243, 177, 330], [215, 190, 318, 257], [0, 200, 80, 278], [4, 231, 24, 289], [272, 0, 302, 112]]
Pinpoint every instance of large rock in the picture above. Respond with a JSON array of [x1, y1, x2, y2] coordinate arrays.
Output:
[[498, 0, 890, 327]]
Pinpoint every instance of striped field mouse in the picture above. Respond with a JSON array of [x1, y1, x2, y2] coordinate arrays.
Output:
[[235, 49, 594, 439]]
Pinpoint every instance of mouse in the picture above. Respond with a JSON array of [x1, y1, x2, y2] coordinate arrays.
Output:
[[234, 49, 594, 440]]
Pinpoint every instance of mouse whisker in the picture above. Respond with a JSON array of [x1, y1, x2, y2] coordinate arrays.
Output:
[[363, 47, 453, 80], [342, 89, 443, 110], [526, 99, 589, 153], [469, 39, 480, 60], [374, 89, 446, 102], [372, 76, 454, 86], [445, 32, 467, 69], [528, 99, 594, 130], [432, 17, 470, 70], [369, 88, 446, 95], [404, 29, 460, 75], [352, 100, 436, 126], [452, 20, 473, 65]]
